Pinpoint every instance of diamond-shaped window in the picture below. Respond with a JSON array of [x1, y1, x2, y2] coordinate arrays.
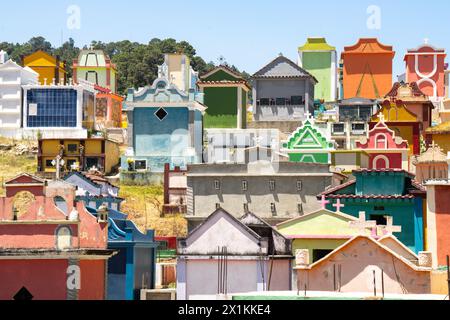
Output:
[[155, 108, 168, 121]]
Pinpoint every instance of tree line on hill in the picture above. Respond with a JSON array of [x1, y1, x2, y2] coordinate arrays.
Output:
[[0, 36, 250, 95]]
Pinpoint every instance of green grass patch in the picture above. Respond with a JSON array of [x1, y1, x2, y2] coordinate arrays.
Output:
[[204, 114, 238, 128]]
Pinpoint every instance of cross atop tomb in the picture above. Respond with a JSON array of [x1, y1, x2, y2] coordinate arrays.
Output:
[[319, 195, 330, 209], [304, 110, 312, 121], [332, 199, 345, 213], [377, 113, 385, 123], [424, 38, 429, 45], [349, 212, 377, 235], [382, 216, 402, 235]]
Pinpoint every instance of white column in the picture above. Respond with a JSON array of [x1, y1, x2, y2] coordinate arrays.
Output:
[[77, 87, 83, 129], [237, 87, 242, 129], [176, 259, 187, 300], [252, 85, 258, 121]]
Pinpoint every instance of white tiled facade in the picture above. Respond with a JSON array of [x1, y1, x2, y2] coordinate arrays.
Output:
[[0, 54, 38, 137]]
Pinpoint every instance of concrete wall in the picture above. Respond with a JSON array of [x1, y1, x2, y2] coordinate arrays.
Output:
[[296, 238, 431, 294], [188, 175, 331, 223], [185, 260, 259, 298], [253, 78, 313, 121]]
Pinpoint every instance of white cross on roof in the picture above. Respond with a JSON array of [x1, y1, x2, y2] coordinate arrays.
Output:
[[349, 212, 377, 235], [383, 216, 402, 235]]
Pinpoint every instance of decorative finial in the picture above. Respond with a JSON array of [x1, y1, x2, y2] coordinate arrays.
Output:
[[377, 113, 385, 123], [218, 55, 226, 66], [424, 38, 429, 45]]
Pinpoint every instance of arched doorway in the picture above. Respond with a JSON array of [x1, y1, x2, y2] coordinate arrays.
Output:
[[56, 226, 72, 250], [373, 155, 389, 169]]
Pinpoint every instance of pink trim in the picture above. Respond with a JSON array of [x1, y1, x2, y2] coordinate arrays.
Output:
[[286, 234, 381, 240]]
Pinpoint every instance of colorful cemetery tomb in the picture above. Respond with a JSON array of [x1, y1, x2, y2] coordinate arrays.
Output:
[[425, 121, 450, 155], [355, 114, 409, 170], [186, 161, 346, 231], [64, 171, 123, 211], [404, 41, 447, 103], [158, 53, 198, 93], [22, 80, 96, 139], [318, 169, 426, 253], [294, 235, 432, 295], [73, 49, 118, 93], [330, 150, 370, 176], [281, 114, 335, 164], [0, 58, 38, 138], [371, 98, 421, 156], [276, 208, 378, 266], [177, 208, 292, 300], [86, 206, 158, 300], [0, 174, 115, 300], [331, 97, 379, 149], [163, 163, 187, 214], [204, 128, 280, 164], [385, 82, 434, 133], [337, 97, 378, 122], [298, 37, 337, 102], [251, 54, 317, 131], [22, 50, 67, 86], [198, 65, 250, 129], [411, 142, 448, 183], [93, 83, 123, 129], [38, 137, 121, 175], [425, 180, 450, 268], [122, 76, 205, 173], [341, 38, 395, 99]]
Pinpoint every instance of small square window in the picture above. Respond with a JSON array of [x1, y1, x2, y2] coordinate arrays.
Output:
[[134, 160, 147, 170], [45, 160, 53, 167], [242, 180, 248, 191], [67, 144, 78, 153], [297, 180, 303, 191], [370, 215, 388, 226]]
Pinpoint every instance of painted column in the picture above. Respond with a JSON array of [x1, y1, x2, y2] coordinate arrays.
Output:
[[304, 80, 310, 116], [125, 245, 135, 300], [77, 87, 83, 129], [330, 51, 337, 102], [425, 185, 438, 268], [252, 85, 258, 121], [176, 259, 187, 300], [256, 259, 267, 292], [414, 198, 424, 254], [237, 87, 242, 129], [127, 109, 134, 151]]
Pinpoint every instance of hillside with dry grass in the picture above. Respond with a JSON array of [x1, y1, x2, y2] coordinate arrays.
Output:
[[119, 185, 187, 238], [0, 137, 37, 196], [0, 137, 187, 237]]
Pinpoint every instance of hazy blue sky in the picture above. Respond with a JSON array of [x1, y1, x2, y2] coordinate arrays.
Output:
[[1, 0, 449, 77]]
